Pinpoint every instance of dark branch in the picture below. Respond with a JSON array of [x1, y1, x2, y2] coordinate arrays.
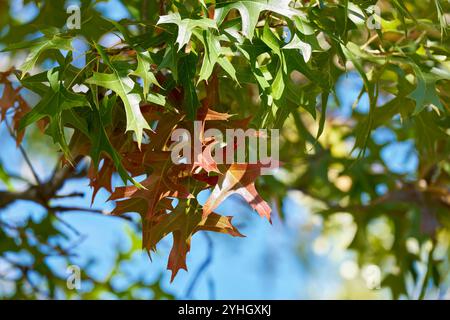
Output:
[[0, 157, 85, 210]]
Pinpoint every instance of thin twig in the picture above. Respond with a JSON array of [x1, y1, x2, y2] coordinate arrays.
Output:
[[51, 206, 107, 215], [53, 214, 82, 236], [53, 192, 85, 199], [185, 232, 214, 299], [52, 206, 133, 222], [4, 119, 41, 185]]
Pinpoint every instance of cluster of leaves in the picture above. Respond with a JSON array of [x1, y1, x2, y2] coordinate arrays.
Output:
[[1, 0, 450, 297], [0, 211, 173, 299], [1, 0, 279, 281]]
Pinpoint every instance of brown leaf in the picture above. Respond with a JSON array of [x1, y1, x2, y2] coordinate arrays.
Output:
[[193, 140, 221, 174], [202, 162, 273, 222], [0, 81, 19, 120], [139, 199, 243, 281], [110, 164, 193, 219]]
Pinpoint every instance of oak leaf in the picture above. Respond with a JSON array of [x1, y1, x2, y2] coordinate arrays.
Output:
[[203, 162, 273, 221], [140, 199, 243, 281]]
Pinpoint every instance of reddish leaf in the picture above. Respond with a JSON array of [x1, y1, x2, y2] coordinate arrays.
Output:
[[0, 81, 19, 120], [197, 100, 232, 122], [193, 140, 221, 174], [110, 163, 193, 219], [89, 158, 115, 202], [202, 162, 273, 222], [137, 199, 243, 281]]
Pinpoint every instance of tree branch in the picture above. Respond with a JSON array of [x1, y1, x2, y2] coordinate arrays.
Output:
[[0, 157, 85, 210]]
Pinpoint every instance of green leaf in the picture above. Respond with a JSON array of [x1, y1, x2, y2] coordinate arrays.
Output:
[[13, 35, 73, 77], [86, 42, 150, 148], [283, 34, 312, 63], [159, 44, 180, 80], [19, 69, 88, 157], [147, 93, 166, 106], [179, 53, 200, 119], [293, 15, 315, 35], [261, 22, 282, 57], [157, 13, 217, 50], [271, 67, 285, 100], [409, 66, 446, 115], [215, 0, 303, 40], [88, 102, 141, 189], [131, 51, 161, 99], [195, 30, 237, 83], [317, 91, 329, 139], [342, 42, 377, 153], [0, 160, 13, 191]]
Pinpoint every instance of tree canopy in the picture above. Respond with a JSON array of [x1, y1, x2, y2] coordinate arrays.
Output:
[[0, 0, 449, 299]]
